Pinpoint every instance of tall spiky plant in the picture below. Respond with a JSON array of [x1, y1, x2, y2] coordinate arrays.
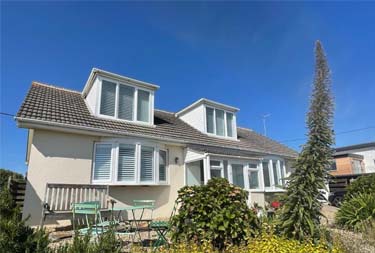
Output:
[[278, 41, 334, 241]]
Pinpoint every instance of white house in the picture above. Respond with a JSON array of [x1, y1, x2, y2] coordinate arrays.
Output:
[[16, 68, 297, 225]]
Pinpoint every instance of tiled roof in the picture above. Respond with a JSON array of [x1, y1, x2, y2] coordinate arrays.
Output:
[[16, 82, 298, 158]]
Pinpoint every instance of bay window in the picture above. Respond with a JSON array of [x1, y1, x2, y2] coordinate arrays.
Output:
[[92, 142, 168, 185], [99, 79, 153, 124], [205, 106, 236, 138]]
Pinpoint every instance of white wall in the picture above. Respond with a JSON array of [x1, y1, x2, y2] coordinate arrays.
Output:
[[85, 77, 100, 114], [353, 149, 375, 173], [179, 104, 205, 132]]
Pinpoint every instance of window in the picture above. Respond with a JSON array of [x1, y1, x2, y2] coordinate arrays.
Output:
[[159, 150, 167, 182], [117, 144, 136, 182], [140, 146, 154, 182], [232, 164, 244, 188], [118, 85, 134, 120], [137, 90, 150, 122], [352, 160, 362, 174], [93, 144, 112, 181], [93, 142, 167, 185], [262, 161, 271, 187], [100, 80, 116, 117], [99, 80, 152, 124], [210, 160, 223, 178], [206, 107, 214, 134], [279, 161, 285, 185], [248, 163, 259, 189], [272, 161, 279, 186], [205, 107, 235, 138], [215, 109, 225, 136], [226, 112, 234, 137]]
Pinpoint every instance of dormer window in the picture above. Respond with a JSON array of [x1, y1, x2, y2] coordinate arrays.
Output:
[[206, 106, 235, 138], [99, 80, 151, 123], [83, 68, 159, 126]]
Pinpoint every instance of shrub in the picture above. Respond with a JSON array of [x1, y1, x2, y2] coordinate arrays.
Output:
[[155, 233, 342, 253], [335, 193, 375, 230], [171, 178, 259, 249], [345, 174, 375, 200], [0, 188, 51, 253]]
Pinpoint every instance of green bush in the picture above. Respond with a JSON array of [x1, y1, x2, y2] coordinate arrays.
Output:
[[345, 174, 375, 200], [171, 178, 259, 249], [335, 193, 375, 230], [0, 168, 24, 190], [0, 189, 50, 253], [54, 228, 122, 253]]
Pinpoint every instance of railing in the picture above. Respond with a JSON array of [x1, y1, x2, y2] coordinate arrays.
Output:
[[41, 183, 109, 227]]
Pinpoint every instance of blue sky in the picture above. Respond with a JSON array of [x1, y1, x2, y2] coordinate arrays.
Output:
[[1, 2, 374, 175]]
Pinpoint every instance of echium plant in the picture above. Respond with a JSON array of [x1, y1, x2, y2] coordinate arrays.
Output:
[[278, 41, 334, 241]]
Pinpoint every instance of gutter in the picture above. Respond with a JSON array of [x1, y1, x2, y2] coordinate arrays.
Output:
[[16, 117, 297, 159]]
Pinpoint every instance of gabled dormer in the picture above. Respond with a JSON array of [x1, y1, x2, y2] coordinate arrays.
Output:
[[176, 98, 239, 140], [83, 68, 159, 126]]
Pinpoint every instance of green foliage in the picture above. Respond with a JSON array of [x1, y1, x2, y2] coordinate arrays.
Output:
[[278, 41, 335, 241], [171, 178, 259, 249], [0, 168, 24, 190], [0, 188, 51, 253], [54, 229, 122, 253], [335, 193, 375, 230], [345, 174, 375, 200]]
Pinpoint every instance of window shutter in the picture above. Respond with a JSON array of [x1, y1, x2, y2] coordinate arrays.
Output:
[[159, 150, 167, 182], [118, 85, 134, 120], [206, 107, 214, 133], [118, 144, 136, 182], [100, 80, 116, 116], [137, 90, 150, 122], [140, 146, 154, 181], [94, 144, 112, 181], [226, 112, 234, 137], [215, 109, 225, 136]]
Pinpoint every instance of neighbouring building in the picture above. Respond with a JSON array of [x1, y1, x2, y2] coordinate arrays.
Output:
[[330, 142, 375, 176], [16, 68, 297, 225]]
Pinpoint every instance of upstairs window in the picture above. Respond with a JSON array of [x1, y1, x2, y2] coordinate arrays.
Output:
[[99, 80, 152, 124], [205, 106, 235, 138]]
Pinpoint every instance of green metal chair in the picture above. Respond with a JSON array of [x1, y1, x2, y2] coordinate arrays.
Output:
[[149, 201, 178, 248], [72, 201, 106, 235]]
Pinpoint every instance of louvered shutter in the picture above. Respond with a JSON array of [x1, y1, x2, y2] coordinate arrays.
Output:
[[118, 144, 136, 182], [100, 80, 116, 116], [94, 144, 112, 181], [118, 85, 134, 120], [140, 146, 154, 182], [159, 150, 167, 182], [137, 90, 150, 122]]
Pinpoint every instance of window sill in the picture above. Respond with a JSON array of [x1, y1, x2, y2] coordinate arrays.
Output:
[[92, 181, 170, 186]]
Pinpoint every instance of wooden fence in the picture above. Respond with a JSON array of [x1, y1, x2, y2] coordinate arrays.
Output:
[[7, 176, 26, 210]]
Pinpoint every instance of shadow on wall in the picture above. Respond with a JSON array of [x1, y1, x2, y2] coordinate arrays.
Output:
[[22, 178, 43, 226], [109, 185, 172, 219]]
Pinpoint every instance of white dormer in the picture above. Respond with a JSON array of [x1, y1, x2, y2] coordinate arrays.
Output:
[[176, 98, 239, 140], [82, 68, 159, 126]]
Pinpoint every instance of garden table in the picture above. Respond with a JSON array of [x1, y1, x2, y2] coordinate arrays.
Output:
[[112, 205, 154, 241]]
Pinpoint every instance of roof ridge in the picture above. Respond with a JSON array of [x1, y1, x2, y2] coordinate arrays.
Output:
[[237, 126, 253, 131], [32, 81, 82, 94]]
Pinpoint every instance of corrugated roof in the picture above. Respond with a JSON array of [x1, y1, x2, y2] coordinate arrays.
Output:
[[16, 82, 298, 158]]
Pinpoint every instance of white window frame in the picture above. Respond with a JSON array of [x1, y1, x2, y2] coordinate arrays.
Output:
[[92, 140, 168, 185], [261, 158, 286, 192], [204, 106, 236, 139], [246, 162, 262, 192], [209, 159, 224, 179], [91, 142, 115, 184], [157, 149, 169, 184], [97, 77, 154, 126]]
